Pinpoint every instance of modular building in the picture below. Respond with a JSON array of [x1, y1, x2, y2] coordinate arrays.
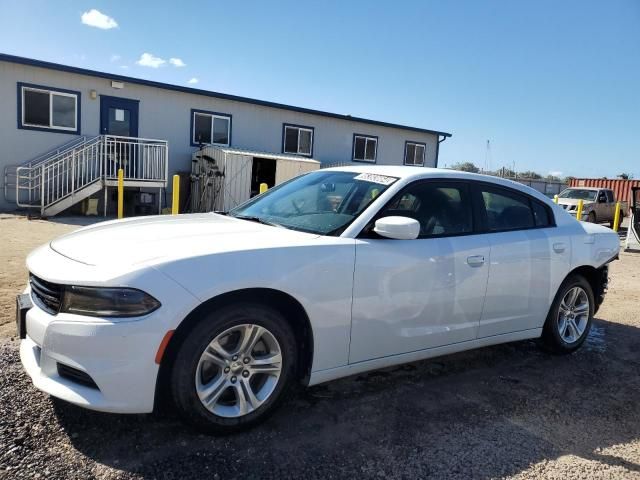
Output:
[[0, 53, 451, 216]]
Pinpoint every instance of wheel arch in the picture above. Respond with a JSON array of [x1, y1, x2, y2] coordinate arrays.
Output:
[[560, 264, 609, 314], [154, 288, 315, 411]]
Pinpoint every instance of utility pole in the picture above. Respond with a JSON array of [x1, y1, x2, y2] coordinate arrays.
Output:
[[484, 140, 491, 173]]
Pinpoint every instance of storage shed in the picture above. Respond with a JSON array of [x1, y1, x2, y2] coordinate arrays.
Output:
[[190, 146, 320, 212]]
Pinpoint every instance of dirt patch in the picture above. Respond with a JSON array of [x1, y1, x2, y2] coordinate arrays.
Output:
[[1, 214, 639, 479], [0, 215, 81, 337]]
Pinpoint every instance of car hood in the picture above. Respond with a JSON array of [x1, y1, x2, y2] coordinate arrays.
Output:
[[557, 198, 595, 207], [49, 213, 319, 267]]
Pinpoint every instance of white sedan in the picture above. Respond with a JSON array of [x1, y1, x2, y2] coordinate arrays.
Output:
[[18, 166, 619, 433]]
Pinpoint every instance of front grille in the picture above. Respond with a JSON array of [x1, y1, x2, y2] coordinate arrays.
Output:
[[29, 274, 63, 315], [57, 363, 99, 390]]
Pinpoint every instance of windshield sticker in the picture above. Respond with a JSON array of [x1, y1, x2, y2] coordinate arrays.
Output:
[[354, 173, 397, 185]]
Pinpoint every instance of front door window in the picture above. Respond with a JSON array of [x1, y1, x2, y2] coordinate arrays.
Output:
[[107, 108, 132, 136]]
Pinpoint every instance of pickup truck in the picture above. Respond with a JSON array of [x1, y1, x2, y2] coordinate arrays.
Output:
[[557, 187, 626, 227]]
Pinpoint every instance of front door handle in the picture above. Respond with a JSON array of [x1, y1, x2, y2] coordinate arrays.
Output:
[[553, 242, 566, 253], [466, 255, 485, 267]]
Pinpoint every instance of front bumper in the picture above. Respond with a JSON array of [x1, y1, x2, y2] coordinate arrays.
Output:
[[20, 244, 201, 413], [20, 301, 165, 413]]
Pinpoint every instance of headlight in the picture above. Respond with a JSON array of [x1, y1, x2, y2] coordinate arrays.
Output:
[[60, 286, 161, 318]]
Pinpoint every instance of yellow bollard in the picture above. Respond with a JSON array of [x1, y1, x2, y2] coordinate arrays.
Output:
[[172, 174, 180, 215], [259, 183, 268, 194], [576, 199, 584, 221], [613, 201, 621, 232], [553, 195, 558, 204], [117, 168, 124, 219]]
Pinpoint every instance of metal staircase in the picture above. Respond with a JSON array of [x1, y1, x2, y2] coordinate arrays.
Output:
[[4, 135, 168, 217]]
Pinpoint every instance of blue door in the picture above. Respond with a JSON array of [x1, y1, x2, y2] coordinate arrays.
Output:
[[100, 96, 139, 137]]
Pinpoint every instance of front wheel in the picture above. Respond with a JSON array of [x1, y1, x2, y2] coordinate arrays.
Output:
[[170, 304, 297, 434], [588, 211, 596, 223], [541, 275, 594, 354]]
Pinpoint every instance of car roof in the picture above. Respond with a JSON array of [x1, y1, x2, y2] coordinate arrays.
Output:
[[324, 165, 495, 182], [322, 165, 552, 203]]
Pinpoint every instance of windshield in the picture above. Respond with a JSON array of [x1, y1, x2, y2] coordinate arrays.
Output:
[[229, 171, 398, 235], [558, 189, 597, 200]]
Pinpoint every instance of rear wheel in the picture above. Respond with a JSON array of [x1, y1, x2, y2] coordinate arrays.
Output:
[[170, 303, 297, 434], [542, 275, 594, 354]]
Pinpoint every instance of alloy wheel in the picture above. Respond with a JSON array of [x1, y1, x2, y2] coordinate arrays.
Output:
[[557, 286, 590, 343], [195, 324, 282, 418]]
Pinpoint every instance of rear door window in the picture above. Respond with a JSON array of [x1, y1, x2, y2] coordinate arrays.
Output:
[[480, 187, 535, 231]]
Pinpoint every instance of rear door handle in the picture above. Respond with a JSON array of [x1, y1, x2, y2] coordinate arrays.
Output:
[[553, 242, 566, 253], [466, 255, 485, 267]]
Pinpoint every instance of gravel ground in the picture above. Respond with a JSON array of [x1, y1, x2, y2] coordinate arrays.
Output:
[[1, 215, 639, 479]]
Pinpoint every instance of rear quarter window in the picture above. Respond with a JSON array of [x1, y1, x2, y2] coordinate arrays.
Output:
[[532, 200, 552, 227]]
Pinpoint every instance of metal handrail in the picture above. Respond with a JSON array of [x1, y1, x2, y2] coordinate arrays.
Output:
[[103, 134, 168, 144], [27, 135, 94, 169], [13, 135, 168, 213], [4, 136, 91, 203], [24, 136, 89, 168]]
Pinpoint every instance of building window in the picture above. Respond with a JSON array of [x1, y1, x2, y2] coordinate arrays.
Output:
[[352, 134, 378, 163], [18, 83, 80, 133], [191, 110, 231, 146], [283, 124, 314, 156], [404, 141, 426, 166]]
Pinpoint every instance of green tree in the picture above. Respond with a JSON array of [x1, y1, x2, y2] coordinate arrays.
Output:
[[450, 162, 479, 173]]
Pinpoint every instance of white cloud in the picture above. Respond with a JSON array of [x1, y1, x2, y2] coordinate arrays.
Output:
[[549, 170, 563, 177], [119, 65, 130, 70], [81, 9, 118, 29], [169, 58, 186, 67], [110, 54, 121, 63], [187, 78, 199, 84], [136, 53, 166, 68]]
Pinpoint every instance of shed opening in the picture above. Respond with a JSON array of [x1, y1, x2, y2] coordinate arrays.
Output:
[[251, 157, 277, 197]]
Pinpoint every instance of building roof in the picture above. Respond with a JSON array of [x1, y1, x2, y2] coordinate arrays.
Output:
[[0, 53, 451, 138], [199, 146, 320, 164]]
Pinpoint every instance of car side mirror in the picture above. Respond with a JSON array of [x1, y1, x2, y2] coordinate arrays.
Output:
[[598, 194, 606, 203], [373, 216, 420, 240]]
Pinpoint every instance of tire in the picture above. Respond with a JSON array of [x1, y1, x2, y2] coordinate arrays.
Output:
[[588, 211, 596, 223], [541, 274, 594, 354], [170, 303, 297, 434]]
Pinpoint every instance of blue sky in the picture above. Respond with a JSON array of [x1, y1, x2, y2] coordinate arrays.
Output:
[[1, 0, 638, 178]]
